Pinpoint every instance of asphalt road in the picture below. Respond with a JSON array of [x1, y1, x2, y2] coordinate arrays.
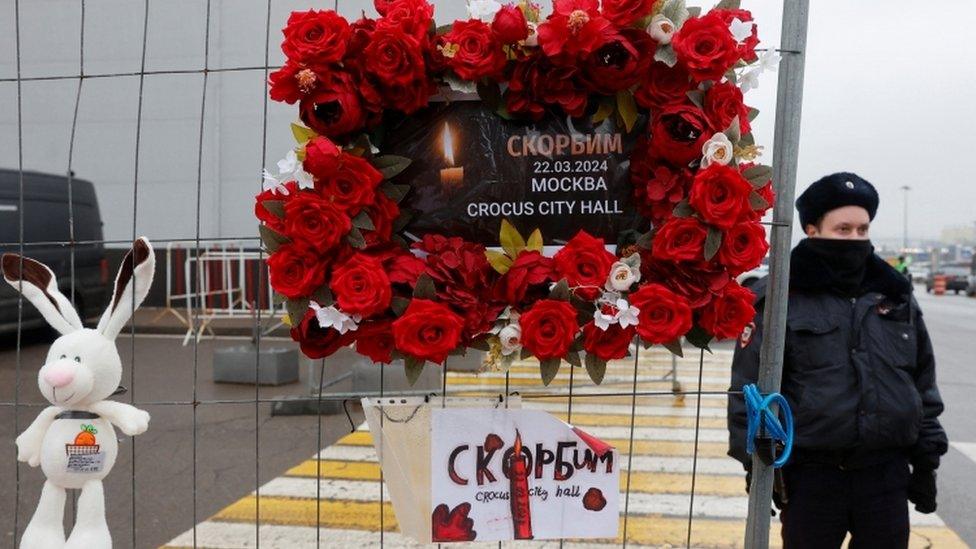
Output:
[[914, 287, 976, 546]]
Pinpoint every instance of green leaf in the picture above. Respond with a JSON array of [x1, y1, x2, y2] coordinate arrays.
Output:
[[311, 285, 334, 307], [636, 230, 654, 250], [662, 338, 684, 358], [499, 219, 526, 258], [258, 224, 290, 253], [391, 296, 410, 317], [486, 249, 514, 274], [685, 324, 713, 350], [413, 274, 436, 299], [686, 90, 705, 109], [747, 107, 760, 122], [653, 44, 678, 67], [724, 115, 741, 144], [469, 336, 492, 352], [749, 191, 771, 210], [520, 346, 532, 360], [616, 91, 639, 133], [346, 227, 366, 249], [742, 164, 773, 188], [404, 356, 426, 385], [584, 353, 607, 385], [592, 98, 615, 124], [704, 226, 723, 261], [686, 6, 701, 17], [540, 358, 561, 386], [371, 155, 412, 180], [285, 297, 309, 326], [435, 24, 453, 35], [261, 200, 285, 219], [290, 123, 317, 144], [672, 200, 695, 218], [351, 210, 375, 231], [380, 182, 411, 203], [549, 279, 571, 301], [565, 351, 582, 369], [526, 229, 544, 252], [661, 0, 690, 26]]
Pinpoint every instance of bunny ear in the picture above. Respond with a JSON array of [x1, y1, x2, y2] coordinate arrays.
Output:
[[97, 237, 156, 340], [1, 254, 83, 335]]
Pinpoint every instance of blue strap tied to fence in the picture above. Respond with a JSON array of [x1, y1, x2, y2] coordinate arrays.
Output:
[[744, 383, 794, 468]]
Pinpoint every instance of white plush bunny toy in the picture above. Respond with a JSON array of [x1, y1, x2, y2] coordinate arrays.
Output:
[[3, 237, 155, 549]]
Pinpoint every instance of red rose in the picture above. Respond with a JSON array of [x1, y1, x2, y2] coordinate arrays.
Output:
[[649, 104, 709, 166], [440, 20, 506, 81], [582, 321, 634, 361], [347, 17, 377, 58], [269, 62, 323, 104], [671, 13, 739, 82], [519, 299, 579, 360], [699, 281, 754, 340], [299, 71, 367, 139], [254, 182, 297, 231], [739, 162, 775, 220], [354, 320, 395, 363], [363, 26, 426, 87], [374, 0, 395, 16], [492, 5, 529, 44], [634, 61, 693, 109], [316, 153, 382, 215], [688, 164, 753, 229], [641, 255, 730, 309], [281, 10, 351, 65], [628, 283, 693, 344], [372, 245, 425, 286], [302, 136, 341, 178], [392, 299, 465, 363], [290, 307, 351, 359], [330, 252, 392, 317], [506, 55, 587, 119], [268, 242, 327, 299], [283, 192, 352, 252], [581, 29, 652, 95], [630, 142, 692, 225], [382, 78, 436, 114], [537, 1, 616, 59], [717, 221, 768, 276], [377, 0, 434, 41], [714, 8, 759, 62], [652, 216, 707, 262], [553, 231, 616, 301], [704, 81, 751, 134], [601, 0, 655, 27], [494, 250, 555, 307], [362, 193, 401, 246]]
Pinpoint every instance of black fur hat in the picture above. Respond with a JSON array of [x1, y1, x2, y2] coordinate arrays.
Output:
[[795, 172, 879, 228]]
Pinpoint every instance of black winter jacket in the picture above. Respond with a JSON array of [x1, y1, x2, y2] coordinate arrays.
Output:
[[728, 252, 948, 471]]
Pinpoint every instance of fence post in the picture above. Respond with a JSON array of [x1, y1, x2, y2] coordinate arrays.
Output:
[[744, 1, 810, 547]]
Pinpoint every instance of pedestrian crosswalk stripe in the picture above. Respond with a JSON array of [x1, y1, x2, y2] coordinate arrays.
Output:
[[526, 401, 729, 418], [456, 369, 732, 386], [286, 459, 747, 496], [335, 431, 731, 458], [443, 374, 729, 391]]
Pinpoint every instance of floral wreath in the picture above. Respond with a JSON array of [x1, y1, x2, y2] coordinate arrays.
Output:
[[255, 0, 778, 385]]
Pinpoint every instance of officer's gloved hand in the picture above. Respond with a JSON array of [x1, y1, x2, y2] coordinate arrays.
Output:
[[908, 468, 937, 514]]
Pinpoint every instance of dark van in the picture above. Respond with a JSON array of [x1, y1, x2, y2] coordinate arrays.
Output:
[[0, 169, 108, 331]]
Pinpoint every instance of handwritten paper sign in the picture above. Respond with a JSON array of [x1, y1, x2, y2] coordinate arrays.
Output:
[[431, 408, 619, 542]]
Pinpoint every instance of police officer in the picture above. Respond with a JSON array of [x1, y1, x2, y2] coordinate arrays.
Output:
[[727, 173, 947, 548]]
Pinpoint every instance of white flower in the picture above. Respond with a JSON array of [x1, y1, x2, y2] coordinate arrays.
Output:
[[499, 323, 522, 356], [593, 307, 617, 331], [264, 149, 315, 193], [646, 14, 676, 45], [701, 132, 734, 168], [262, 169, 288, 195], [309, 302, 360, 334], [738, 68, 761, 93], [467, 0, 502, 21], [614, 299, 640, 329], [277, 150, 300, 174], [605, 261, 640, 292], [522, 21, 539, 47], [728, 17, 755, 44], [758, 48, 781, 73]]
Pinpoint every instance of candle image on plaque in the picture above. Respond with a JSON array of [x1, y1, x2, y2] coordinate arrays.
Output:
[[439, 122, 464, 187], [509, 430, 534, 540]]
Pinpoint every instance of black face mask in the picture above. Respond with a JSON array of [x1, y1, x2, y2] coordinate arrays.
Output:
[[793, 238, 874, 296]]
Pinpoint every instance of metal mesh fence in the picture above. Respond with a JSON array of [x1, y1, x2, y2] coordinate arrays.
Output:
[[1, 1, 783, 547]]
